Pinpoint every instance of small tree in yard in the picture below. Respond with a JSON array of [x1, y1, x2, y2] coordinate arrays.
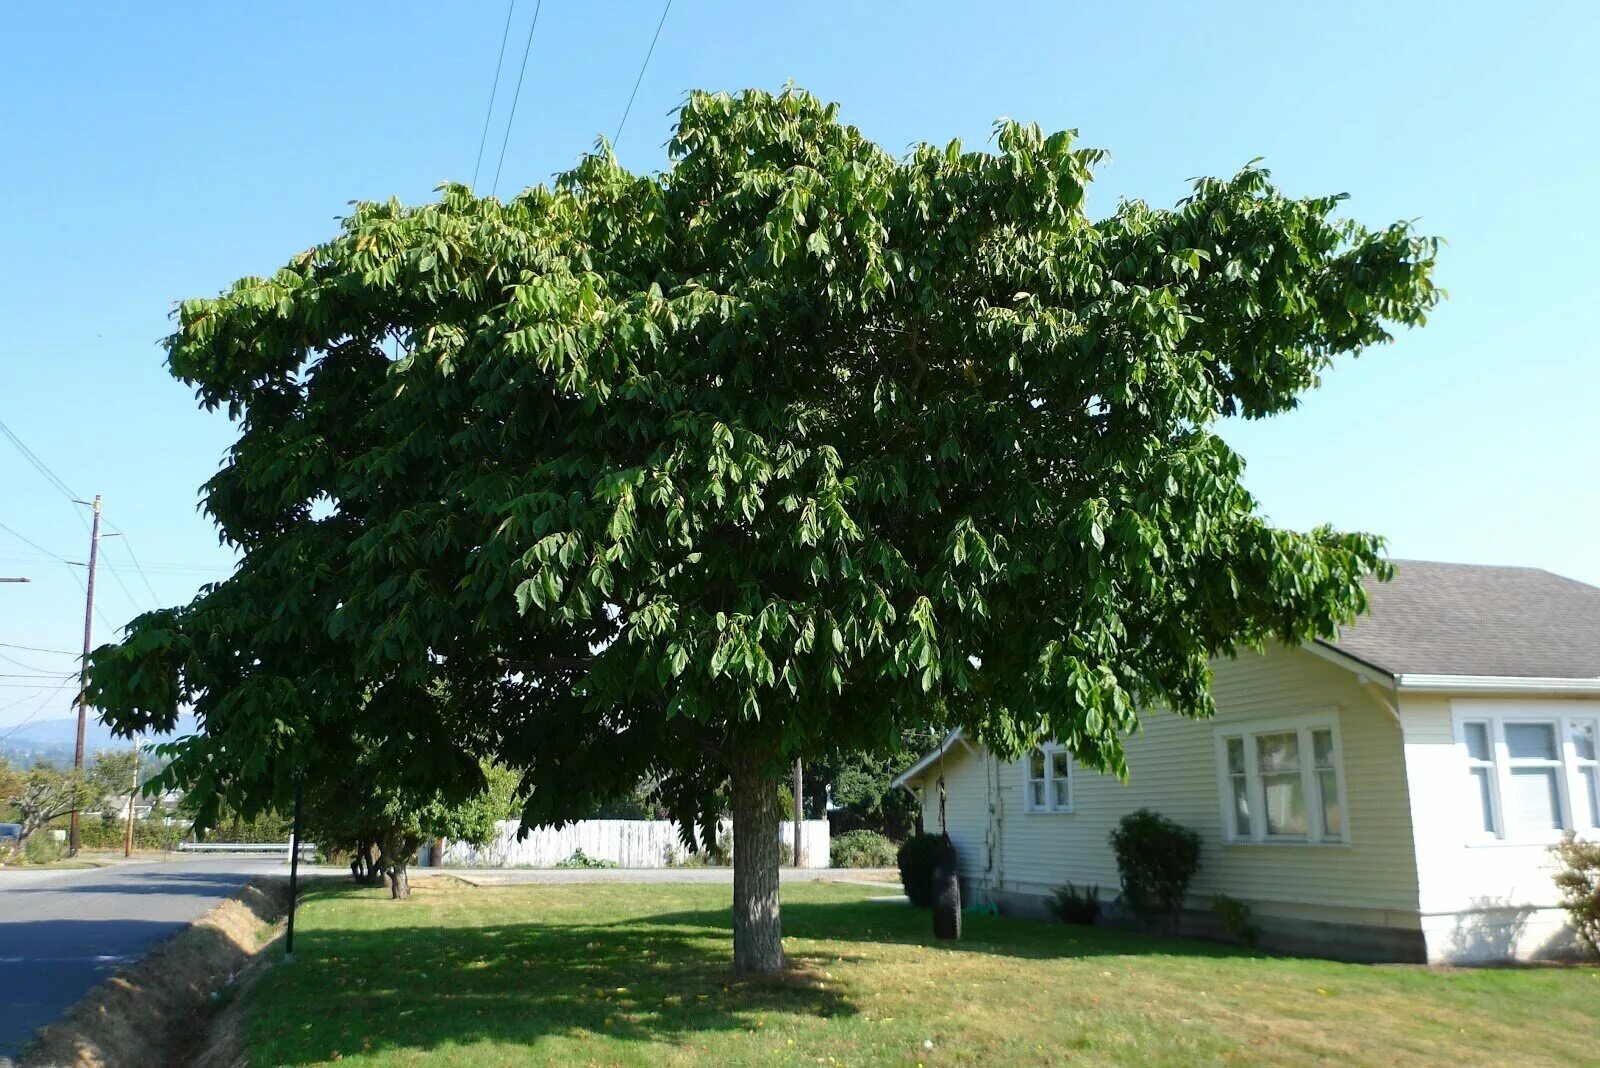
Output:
[[304, 741, 517, 899], [1551, 833, 1600, 958], [88, 88, 1437, 974], [1109, 809, 1201, 930], [8, 765, 96, 849]]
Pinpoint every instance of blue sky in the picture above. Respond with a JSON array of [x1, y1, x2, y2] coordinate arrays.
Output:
[[2, 2, 1596, 728]]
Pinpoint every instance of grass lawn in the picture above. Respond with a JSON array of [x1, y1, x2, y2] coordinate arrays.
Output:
[[244, 878, 1599, 1067]]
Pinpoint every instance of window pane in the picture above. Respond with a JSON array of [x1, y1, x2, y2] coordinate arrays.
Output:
[[1256, 732, 1301, 774], [1226, 737, 1245, 775], [1029, 750, 1045, 780], [1230, 776, 1252, 837], [1029, 781, 1044, 808], [1463, 722, 1491, 762], [1052, 777, 1070, 809], [1506, 767, 1562, 832], [1470, 767, 1497, 834], [1312, 728, 1336, 768], [1583, 767, 1600, 830], [1262, 773, 1307, 836], [1505, 722, 1557, 761], [1051, 750, 1071, 782], [1572, 721, 1597, 762], [1318, 769, 1342, 839]]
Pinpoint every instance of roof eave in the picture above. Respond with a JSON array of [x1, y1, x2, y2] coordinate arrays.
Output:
[[890, 728, 965, 789], [1394, 673, 1600, 695]]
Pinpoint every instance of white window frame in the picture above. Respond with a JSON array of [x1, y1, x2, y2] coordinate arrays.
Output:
[[1213, 712, 1347, 845], [1022, 743, 1074, 813], [1452, 702, 1600, 844]]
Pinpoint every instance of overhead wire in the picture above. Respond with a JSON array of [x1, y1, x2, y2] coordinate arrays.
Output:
[[471, 0, 519, 191], [0, 415, 81, 503], [490, 0, 545, 197], [613, 0, 674, 148]]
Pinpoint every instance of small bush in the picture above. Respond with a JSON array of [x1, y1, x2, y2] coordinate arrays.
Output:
[[553, 848, 618, 869], [24, 832, 65, 864], [1212, 894, 1261, 946], [1047, 882, 1102, 925], [897, 832, 943, 907], [76, 817, 189, 852], [1108, 808, 1201, 928], [1552, 833, 1600, 957], [830, 829, 897, 868]]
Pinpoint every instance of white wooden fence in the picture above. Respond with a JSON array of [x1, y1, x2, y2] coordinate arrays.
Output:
[[431, 818, 830, 869]]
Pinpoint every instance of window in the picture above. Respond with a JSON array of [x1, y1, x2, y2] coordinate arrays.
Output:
[[1216, 717, 1345, 844], [1455, 709, 1600, 841], [1024, 745, 1073, 812]]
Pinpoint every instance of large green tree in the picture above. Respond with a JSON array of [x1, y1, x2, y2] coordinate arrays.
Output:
[[90, 88, 1437, 974]]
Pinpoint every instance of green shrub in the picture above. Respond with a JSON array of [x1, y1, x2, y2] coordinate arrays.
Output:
[[76, 817, 189, 852], [1108, 808, 1201, 928], [1552, 833, 1600, 957], [24, 832, 65, 864], [830, 829, 897, 868], [897, 832, 943, 907], [1047, 882, 1102, 925], [553, 848, 618, 869], [1212, 894, 1261, 946]]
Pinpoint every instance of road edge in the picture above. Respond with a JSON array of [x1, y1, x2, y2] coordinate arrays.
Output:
[[18, 879, 291, 1068]]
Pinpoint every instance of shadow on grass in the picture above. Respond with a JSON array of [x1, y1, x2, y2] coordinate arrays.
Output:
[[248, 883, 1257, 1066], [250, 886, 865, 1066]]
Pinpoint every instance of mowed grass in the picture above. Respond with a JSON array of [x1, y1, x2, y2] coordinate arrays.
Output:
[[245, 879, 1600, 1067]]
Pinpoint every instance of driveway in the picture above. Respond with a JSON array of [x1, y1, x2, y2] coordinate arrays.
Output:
[[0, 857, 290, 1061]]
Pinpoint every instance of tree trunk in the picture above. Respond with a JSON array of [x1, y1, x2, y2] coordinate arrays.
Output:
[[730, 746, 784, 976], [389, 859, 411, 900]]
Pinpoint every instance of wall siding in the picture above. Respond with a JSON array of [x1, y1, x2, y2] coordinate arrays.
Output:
[[1400, 693, 1595, 961], [914, 644, 1421, 929]]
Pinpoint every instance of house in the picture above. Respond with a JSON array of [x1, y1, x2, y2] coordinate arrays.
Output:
[[893, 560, 1600, 963]]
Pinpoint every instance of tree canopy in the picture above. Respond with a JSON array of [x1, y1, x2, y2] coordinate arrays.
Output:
[[89, 87, 1437, 972]]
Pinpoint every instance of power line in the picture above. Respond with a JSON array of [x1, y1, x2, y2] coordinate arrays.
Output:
[[471, 0, 519, 191], [0, 641, 77, 655], [0, 649, 69, 672], [0, 415, 81, 503], [61, 561, 117, 637], [613, 0, 674, 148], [491, 0, 544, 197], [0, 519, 75, 563], [102, 519, 162, 607], [0, 680, 77, 743]]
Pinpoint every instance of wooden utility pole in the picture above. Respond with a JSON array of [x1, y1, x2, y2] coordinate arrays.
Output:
[[123, 744, 140, 857], [792, 757, 804, 868], [69, 494, 102, 857]]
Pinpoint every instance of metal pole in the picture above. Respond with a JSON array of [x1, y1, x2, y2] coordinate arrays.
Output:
[[286, 776, 304, 957], [792, 757, 803, 868], [70, 494, 102, 857]]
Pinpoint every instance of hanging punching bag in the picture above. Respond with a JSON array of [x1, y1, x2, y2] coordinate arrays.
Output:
[[931, 832, 961, 939]]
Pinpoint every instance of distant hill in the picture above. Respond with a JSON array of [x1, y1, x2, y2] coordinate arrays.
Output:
[[1, 714, 194, 768]]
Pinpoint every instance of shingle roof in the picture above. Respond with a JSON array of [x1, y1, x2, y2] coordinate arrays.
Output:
[[1322, 560, 1600, 679]]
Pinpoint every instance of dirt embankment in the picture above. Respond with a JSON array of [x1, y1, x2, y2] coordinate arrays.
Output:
[[21, 879, 291, 1068]]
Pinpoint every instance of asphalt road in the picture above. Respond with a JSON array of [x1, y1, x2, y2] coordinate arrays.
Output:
[[0, 856, 287, 1061]]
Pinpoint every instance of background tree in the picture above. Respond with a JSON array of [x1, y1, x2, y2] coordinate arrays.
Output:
[[304, 741, 517, 898], [90, 87, 1437, 975], [87, 748, 142, 821], [10, 764, 96, 847]]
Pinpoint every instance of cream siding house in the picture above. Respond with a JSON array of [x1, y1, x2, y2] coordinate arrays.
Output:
[[894, 561, 1600, 963]]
